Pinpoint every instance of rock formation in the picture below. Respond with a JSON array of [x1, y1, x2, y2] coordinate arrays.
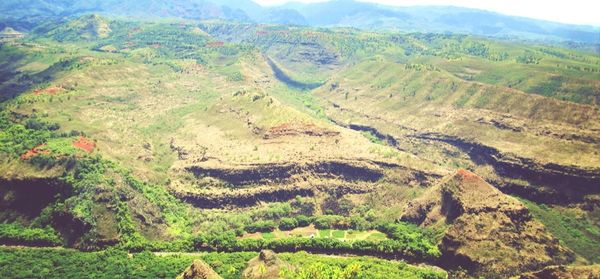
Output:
[[177, 260, 222, 279], [402, 169, 574, 277], [242, 250, 292, 279], [516, 264, 600, 279]]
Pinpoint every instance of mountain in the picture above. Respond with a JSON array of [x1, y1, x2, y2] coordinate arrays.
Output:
[[0, 0, 598, 44], [282, 1, 600, 43], [0, 7, 599, 279], [402, 170, 573, 277]]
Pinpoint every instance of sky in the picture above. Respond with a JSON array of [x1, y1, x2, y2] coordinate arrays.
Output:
[[252, 0, 600, 26]]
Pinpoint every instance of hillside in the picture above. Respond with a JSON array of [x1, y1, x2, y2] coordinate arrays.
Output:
[[0, 13, 599, 278], [1, 0, 599, 44]]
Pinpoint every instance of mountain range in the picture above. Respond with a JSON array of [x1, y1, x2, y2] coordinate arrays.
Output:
[[0, 0, 598, 43], [1, 2, 600, 277]]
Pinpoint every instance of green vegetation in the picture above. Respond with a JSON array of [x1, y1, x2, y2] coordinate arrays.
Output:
[[0, 12, 599, 278], [520, 199, 600, 263], [280, 252, 446, 279], [0, 247, 255, 279], [362, 131, 385, 145], [0, 247, 444, 279], [0, 224, 62, 247], [319, 229, 332, 238], [332, 230, 346, 238], [186, 224, 438, 261]]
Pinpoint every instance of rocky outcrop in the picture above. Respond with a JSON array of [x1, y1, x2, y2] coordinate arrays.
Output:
[[402, 170, 574, 277], [263, 123, 340, 139], [176, 158, 441, 208], [177, 260, 222, 279], [185, 160, 385, 186], [174, 184, 314, 208], [265, 56, 323, 90], [347, 123, 399, 147], [242, 250, 293, 279], [411, 133, 600, 203], [516, 264, 600, 279], [170, 180, 375, 209]]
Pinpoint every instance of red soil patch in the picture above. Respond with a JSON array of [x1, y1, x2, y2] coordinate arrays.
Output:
[[33, 87, 62, 95], [256, 31, 269, 36], [73, 136, 95, 153], [456, 169, 480, 182], [206, 41, 224, 47], [20, 144, 49, 160]]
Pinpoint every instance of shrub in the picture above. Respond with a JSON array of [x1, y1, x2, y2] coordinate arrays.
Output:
[[0, 224, 62, 247], [245, 220, 276, 233], [279, 218, 298, 231], [294, 215, 311, 227]]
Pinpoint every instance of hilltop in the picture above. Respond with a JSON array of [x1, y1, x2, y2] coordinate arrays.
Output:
[[402, 170, 573, 277]]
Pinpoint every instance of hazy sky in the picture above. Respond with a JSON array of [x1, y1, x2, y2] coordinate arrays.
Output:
[[252, 0, 600, 26]]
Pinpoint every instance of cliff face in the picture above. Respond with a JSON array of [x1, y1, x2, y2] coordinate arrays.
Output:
[[402, 170, 574, 277], [412, 133, 600, 204]]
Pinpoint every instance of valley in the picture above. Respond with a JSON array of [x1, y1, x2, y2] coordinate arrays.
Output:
[[0, 8, 599, 279]]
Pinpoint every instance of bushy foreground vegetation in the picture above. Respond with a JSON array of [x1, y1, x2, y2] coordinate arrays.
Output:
[[0, 247, 254, 279], [155, 224, 439, 261], [280, 252, 446, 279], [0, 224, 61, 247], [0, 247, 445, 279]]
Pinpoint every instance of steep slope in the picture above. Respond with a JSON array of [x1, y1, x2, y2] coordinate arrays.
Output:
[[402, 170, 574, 277], [313, 56, 600, 204], [517, 264, 600, 279]]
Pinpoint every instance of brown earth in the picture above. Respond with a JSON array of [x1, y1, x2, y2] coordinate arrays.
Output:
[[33, 87, 62, 95], [73, 136, 95, 153], [401, 170, 574, 277], [177, 259, 222, 279], [516, 264, 600, 279], [263, 123, 340, 139], [242, 250, 293, 279], [20, 144, 50, 160]]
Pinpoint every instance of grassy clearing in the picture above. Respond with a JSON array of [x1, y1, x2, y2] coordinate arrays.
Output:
[[332, 230, 346, 238], [319, 229, 332, 238]]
